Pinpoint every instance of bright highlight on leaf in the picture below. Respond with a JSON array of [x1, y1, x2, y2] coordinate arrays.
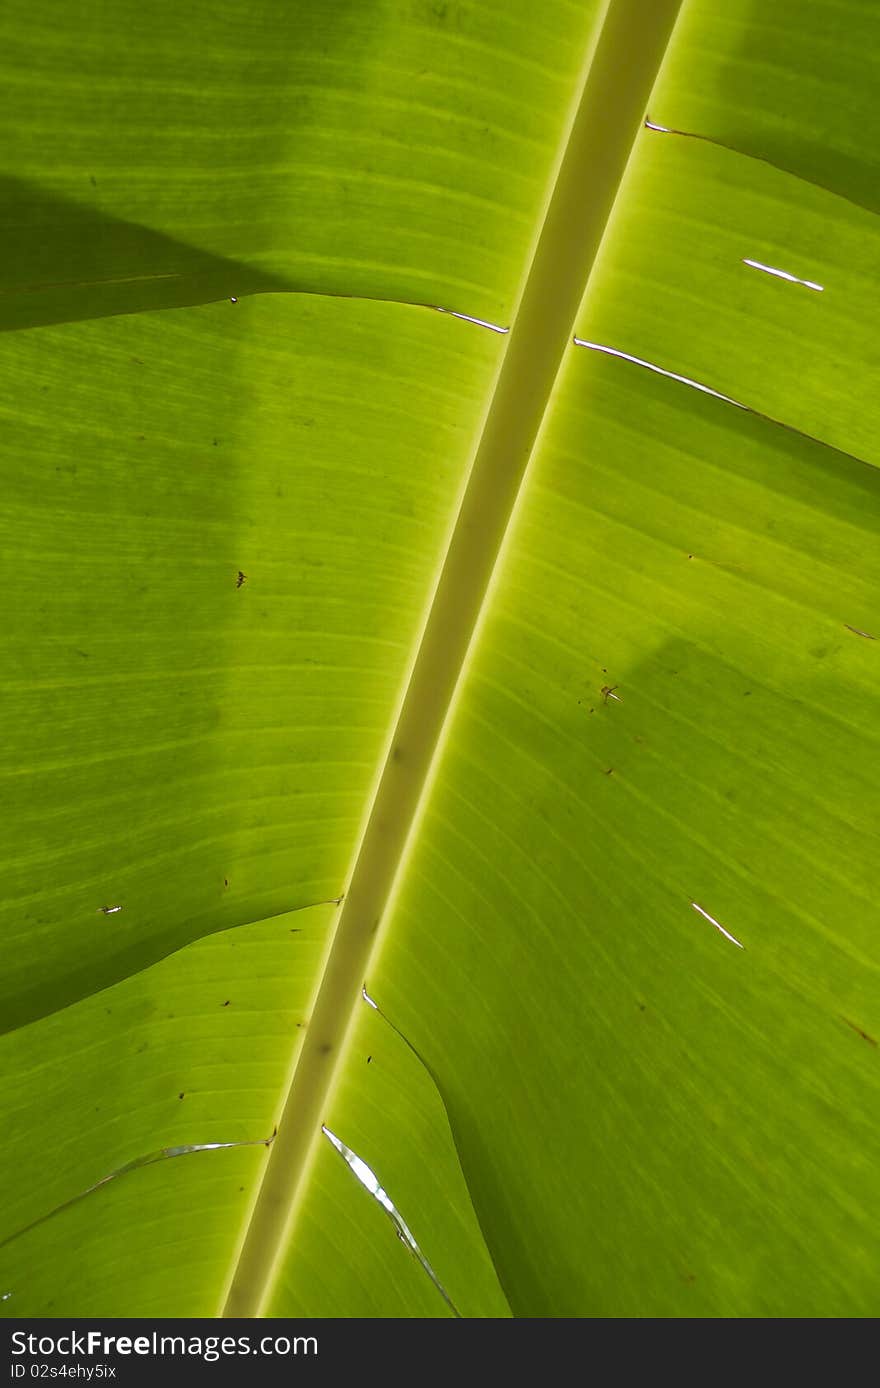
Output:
[[321, 1126, 459, 1317]]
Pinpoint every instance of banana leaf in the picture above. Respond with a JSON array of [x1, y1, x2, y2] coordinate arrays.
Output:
[[1, 0, 878, 1319]]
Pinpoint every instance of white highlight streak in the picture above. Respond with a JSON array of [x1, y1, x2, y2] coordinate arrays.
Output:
[[743, 259, 824, 292], [362, 986, 379, 1010], [433, 306, 510, 335], [573, 340, 746, 409], [644, 118, 672, 132], [691, 901, 745, 949], [322, 1126, 459, 1314], [323, 1127, 405, 1227]]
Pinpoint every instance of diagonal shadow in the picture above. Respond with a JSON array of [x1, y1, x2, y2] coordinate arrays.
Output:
[[0, 174, 295, 332], [717, 3, 878, 214]]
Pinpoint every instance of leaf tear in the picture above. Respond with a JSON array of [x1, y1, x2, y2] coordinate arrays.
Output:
[[0, 1133, 275, 1252], [431, 305, 509, 335], [690, 901, 745, 949], [742, 258, 823, 292], [322, 1125, 460, 1317], [574, 338, 747, 409]]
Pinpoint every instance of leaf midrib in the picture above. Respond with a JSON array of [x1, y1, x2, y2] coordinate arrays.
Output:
[[221, 0, 684, 1318]]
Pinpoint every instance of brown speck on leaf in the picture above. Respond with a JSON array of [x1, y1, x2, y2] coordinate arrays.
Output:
[[222, 1000, 230, 1007], [290, 928, 301, 933], [367, 1055, 372, 1064], [842, 1016, 877, 1046], [601, 685, 621, 704], [319, 1042, 332, 1055], [603, 767, 614, 776], [178, 1092, 185, 1100], [236, 571, 247, 588]]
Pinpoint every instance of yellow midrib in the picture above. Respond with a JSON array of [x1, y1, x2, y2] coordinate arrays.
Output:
[[222, 0, 683, 1318]]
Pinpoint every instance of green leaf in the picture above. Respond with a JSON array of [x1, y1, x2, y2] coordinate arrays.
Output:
[[2, 0, 878, 1319]]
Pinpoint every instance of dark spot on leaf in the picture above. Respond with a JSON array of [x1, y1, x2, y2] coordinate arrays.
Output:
[[319, 1042, 332, 1055], [236, 571, 247, 588], [89, 175, 97, 187], [222, 1000, 230, 1007], [842, 1016, 877, 1046], [178, 1092, 185, 1100], [367, 1055, 372, 1064]]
